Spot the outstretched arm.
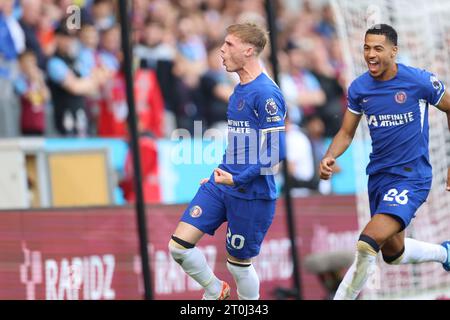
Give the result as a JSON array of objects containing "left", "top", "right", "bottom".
[
  {"left": 320, "top": 110, "right": 362, "bottom": 180},
  {"left": 436, "top": 89, "right": 450, "bottom": 191}
]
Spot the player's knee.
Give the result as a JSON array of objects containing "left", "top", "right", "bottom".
[
  {"left": 168, "top": 235, "right": 195, "bottom": 264},
  {"left": 357, "top": 234, "right": 380, "bottom": 256},
  {"left": 382, "top": 247, "right": 405, "bottom": 265}
]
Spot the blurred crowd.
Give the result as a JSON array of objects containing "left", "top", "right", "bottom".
[{"left": 0, "top": 0, "right": 348, "bottom": 196}]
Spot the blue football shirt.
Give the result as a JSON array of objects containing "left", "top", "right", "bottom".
[
  {"left": 211, "top": 72, "right": 287, "bottom": 200},
  {"left": 347, "top": 63, "right": 446, "bottom": 178}
]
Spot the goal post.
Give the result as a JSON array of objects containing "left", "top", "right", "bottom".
[{"left": 330, "top": 0, "right": 450, "bottom": 299}]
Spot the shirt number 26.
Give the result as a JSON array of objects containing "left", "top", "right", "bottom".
[{"left": 383, "top": 189, "right": 409, "bottom": 205}]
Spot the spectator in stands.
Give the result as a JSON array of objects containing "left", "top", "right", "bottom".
[
  {"left": 96, "top": 66, "right": 127, "bottom": 137},
  {"left": 91, "top": 0, "right": 116, "bottom": 31},
  {"left": 37, "top": 1, "right": 59, "bottom": 58},
  {"left": 278, "top": 48, "right": 301, "bottom": 125},
  {"left": 14, "top": 50, "right": 50, "bottom": 136},
  {"left": 134, "top": 18, "right": 177, "bottom": 136},
  {"left": 0, "top": 2, "right": 17, "bottom": 64},
  {"left": 96, "top": 23, "right": 130, "bottom": 138},
  {"left": 134, "top": 19, "right": 175, "bottom": 71},
  {"left": 329, "top": 37, "right": 347, "bottom": 85},
  {"left": 47, "top": 23, "right": 108, "bottom": 137},
  {"left": 309, "top": 39, "right": 345, "bottom": 137},
  {"left": 1, "top": 0, "right": 25, "bottom": 58},
  {"left": 280, "top": 39, "right": 326, "bottom": 125},
  {"left": 0, "top": 0, "right": 23, "bottom": 137},
  {"left": 284, "top": 115, "right": 318, "bottom": 196},
  {"left": 171, "top": 14, "right": 208, "bottom": 135},
  {"left": 119, "top": 131, "right": 161, "bottom": 204},
  {"left": 87, "top": 23, "right": 122, "bottom": 135},
  {"left": 132, "top": 0, "right": 151, "bottom": 41},
  {"left": 315, "top": 3, "right": 336, "bottom": 39},
  {"left": 77, "top": 22, "right": 103, "bottom": 135},
  {"left": 20, "top": 0, "right": 46, "bottom": 70},
  {"left": 97, "top": 59, "right": 165, "bottom": 138},
  {"left": 202, "top": 0, "right": 228, "bottom": 47},
  {"left": 98, "top": 24, "right": 121, "bottom": 73},
  {"left": 77, "top": 23, "right": 102, "bottom": 77},
  {"left": 284, "top": 113, "right": 340, "bottom": 196},
  {"left": 200, "top": 45, "right": 235, "bottom": 130},
  {"left": 134, "top": 67, "right": 165, "bottom": 138},
  {"left": 147, "top": 0, "right": 178, "bottom": 32},
  {"left": 305, "top": 114, "right": 340, "bottom": 194},
  {"left": 175, "top": 14, "right": 208, "bottom": 86}
]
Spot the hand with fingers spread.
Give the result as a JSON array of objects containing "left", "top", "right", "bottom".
[
  {"left": 320, "top": 156, "right": 336, "bottom": 180},
  {"left": 214, "top": 168, "right": 234, "bottom": 186}
]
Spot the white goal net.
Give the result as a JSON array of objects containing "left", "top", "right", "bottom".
[{"left": 331, "top": 0, "right": 450, "bottom": 299}]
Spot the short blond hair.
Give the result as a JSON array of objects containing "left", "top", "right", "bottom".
[{"left": 226, "top": 23, "right": 268, "bottom": 55}]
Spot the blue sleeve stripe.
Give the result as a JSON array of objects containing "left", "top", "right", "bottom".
[
  {"left": 347, "top": 107, "right": 362, "bottom": 115},
  {"left": 434, "top": 84, "right": 446, "bottom": 106},
  {"left": 261, "top": 126, "right": 286, "bottom": 134}
]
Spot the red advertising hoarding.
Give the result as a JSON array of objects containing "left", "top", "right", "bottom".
[{"left": 0, "top": 195, "right": 358, "bottom": 300}]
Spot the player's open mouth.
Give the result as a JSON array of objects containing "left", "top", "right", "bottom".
[{"left": 368, "top": 61, "right": 379, "bottom": 73}]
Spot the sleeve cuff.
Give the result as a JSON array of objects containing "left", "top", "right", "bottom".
[
  {"left": 433, "top": 85, "right": 446, "bottom": 106},
  {"left": 347, "top": 107, "right": 362, "bottom": 115},
  {"left": 232, "top": 175, "right": 243, "bottom": 186}
]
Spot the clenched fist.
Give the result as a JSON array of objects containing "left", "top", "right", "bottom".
[{"left": 320, "top": 157, "right": 336, "bottom": 180}]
